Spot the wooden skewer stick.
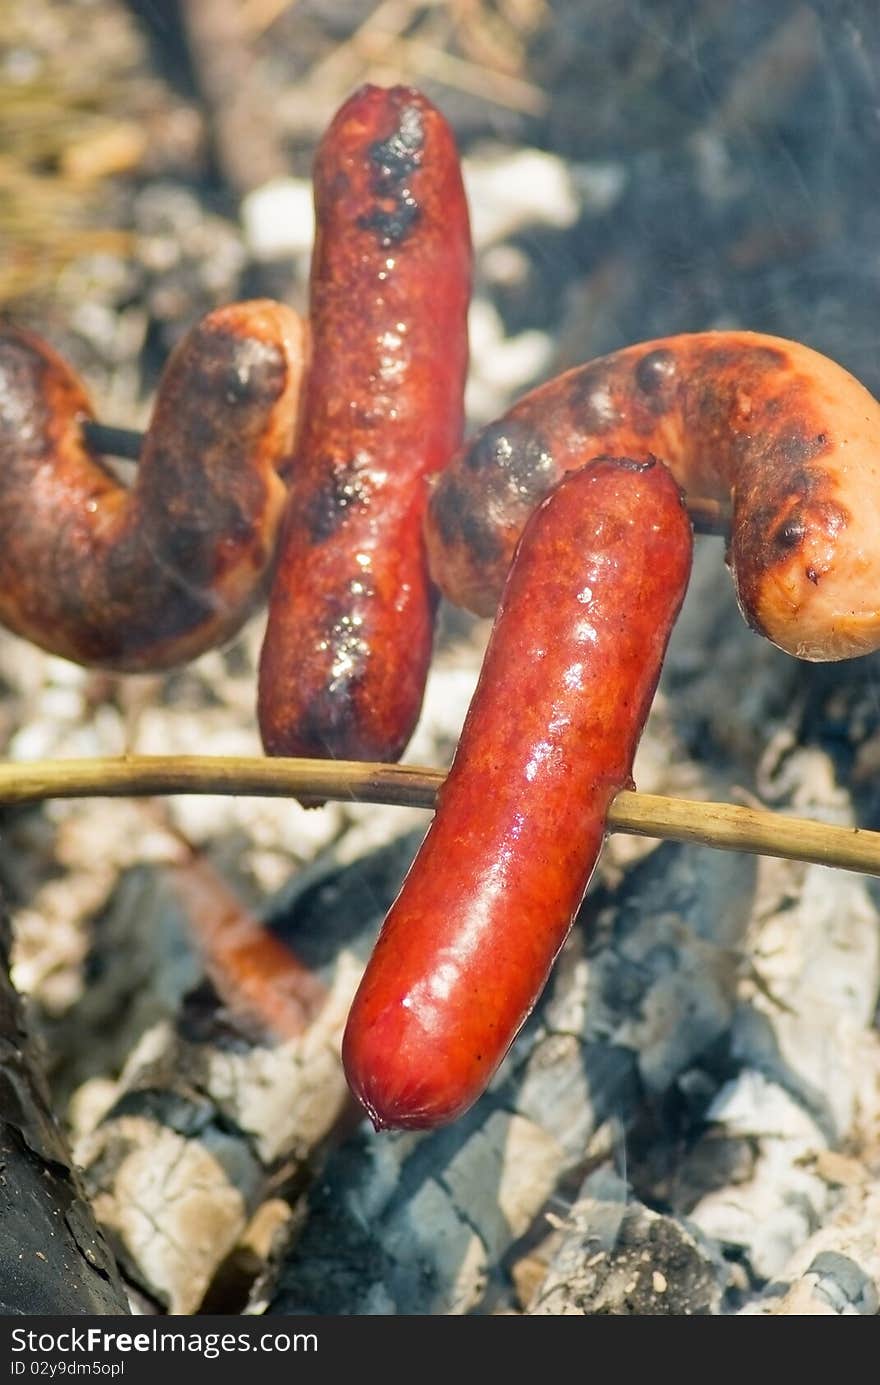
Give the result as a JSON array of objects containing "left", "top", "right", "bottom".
[
  {"left": 82, "top": 421, "right": 143, "bottom": 461},
  {"left": 686, "top": 495, "right": 729, "bottom": 534},
  {"left": 0, "top": 754, "right": 874, "bottom": 877},
  {"left": 79, "top": 422, "right": 732, "bottom": 534}
]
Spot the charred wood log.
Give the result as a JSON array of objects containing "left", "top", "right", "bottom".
[{"left": 0, "top": 906, "right": 129, "bottom": 1315}]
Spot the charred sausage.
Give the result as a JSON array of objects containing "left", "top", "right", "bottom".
[
  {"left": 0, "top": 300, "right": 305, "bottom": 671},
  {"left": 258, "top": 84, "right": 471, "bottom": 762},
  {"left": 425, "top": 331, "right": 880, "bottom": 660}
]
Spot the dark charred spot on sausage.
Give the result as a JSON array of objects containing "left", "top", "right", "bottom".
[
  {"left": 150, "top": 510, "right": 227, "bottom": 590},
  {"left": 635, "top": 348, "right": 677, "bottom": 409},
  {"left": 728, "top": 418, "right": 832, "bottom": 499},
  {"left": 703, "top": 343, "right": 789, "bottom": 374},
  {"left": 164, "top": 409, "right": 219, "bottom": 479},
  {"left": 185, "top": 331, "right": 288, "bottom": 413},
  {"left": 460, "top": 507, "right": 503, "bottom": 567},
  {"left": 568, "top": 363, "right": 623, "bottom": 434},
  {"left": 429, "top": 478, "right": 466, "bottom": 548},
  {"left": 304, "top": 456, "right": 374, "bottom": 543},
  {"left": 773, "top": 516, "right": 806, "bottom": 551},
  {"left": 760, "top": 495, "right": 847, "bottom": 576},
  {"left": 463, "top": 420, "right": 555, "bottom": 502},
  {"left": 357, "top": 198, "right": 421, "bottom": 249},
  {"left": 359, "top": 102, "right": 425, "bottom": 247},
  {"left": 369, "top": 101, "right": 423, "bottom": 184},
  {"left": 223, "top": 361, "right": 273, "bottom": 406},
  {"left": 430, "top": 477, "right": 503, "bottom": 566},
  {"left": 293, "top": 682, "right": 356, "bottom": 754},
  {"left": 778, "top": 429, "right": 831, "bottom": 469},
  {"left": 78, "top": 526, "right": 219, "bottom": 659}
]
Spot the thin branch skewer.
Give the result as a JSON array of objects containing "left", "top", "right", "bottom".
[
  {"left": 82, "top": 421, "right": 142, "bottom": 461},
  {"left": 0, "top": 754, "right": 875, "bottom": 877}
]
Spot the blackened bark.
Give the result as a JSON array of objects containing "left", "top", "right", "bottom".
[{"left": 0, "top": 909, "right": 129, "bottom": 1315}]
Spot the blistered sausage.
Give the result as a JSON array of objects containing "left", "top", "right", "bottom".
[
  {"left": 258, "top": 84, "right": 471, "bottom": 762},
  {"left": 0, "top": 300, "right": 305, "bottom": 671},
  {"left": 425, "top": 330, "right": 880, "bottom": 660}
]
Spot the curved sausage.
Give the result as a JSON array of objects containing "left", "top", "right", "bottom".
[
  {"left": 425, "top": 330, "right": 880, "bottom": 661},
  {"left": 0, "top": 300, "right": 305, "bottom": 671},
  {"left": 258, "top": 84, "right": 471, "bottom": 762},
  {"left": 343, "top": 456, "right": 693, "bottom": 1130}
]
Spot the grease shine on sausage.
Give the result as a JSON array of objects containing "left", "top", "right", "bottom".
[
  {"left": 258, "top": 84, "right": 471, "bottom": 762},
  {"left": 425, "top": 331, "right": 880, "bottom": 660},
  {"left": 343, "top": 457, "right": 693, "bottom": 1131},
  {"left": 0, "top": 300, "right": 305, "bottom": 671}
]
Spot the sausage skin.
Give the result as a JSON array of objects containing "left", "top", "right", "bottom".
[
  {"left": 258, "top": 84, "right": 471, "bottom": 762},
  {"left": 343, "top": 456, "right": 693, "bottom": 1130},
  {"left": 0, "top": 300, "right": 305, "bottom": 671},
  {"left": 425, "top": 330, "right": 880, "bottom": 660}
]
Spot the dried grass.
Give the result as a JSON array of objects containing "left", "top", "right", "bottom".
[{"left": 0, "top": 0, "right": 142, "bottom": 303}]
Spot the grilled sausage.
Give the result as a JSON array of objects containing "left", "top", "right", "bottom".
[
  {"left": 0, "top": 300, "right": 305, "bottom": 671},
  {"left": 343, "top": 455, "right": 693, "bottom": 1130},
  {"left": 258, "top": 84, "right": 471, "bottom": 762},
  {"left": 425, "top": 330, "right": 880, "bottom": 660}
]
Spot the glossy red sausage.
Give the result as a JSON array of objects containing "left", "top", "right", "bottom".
[
  {"left": 425, "top": 330, "right": 880, "bottom": 660},
  {"left": 258, "top": 84, "right": 471, "bottom": 762},
  {"left": 343, "top": 456, "right": 693, "bottom": 1130},
  {"left": 0, "top": 301, "right": 305, "bottom": 671}
]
